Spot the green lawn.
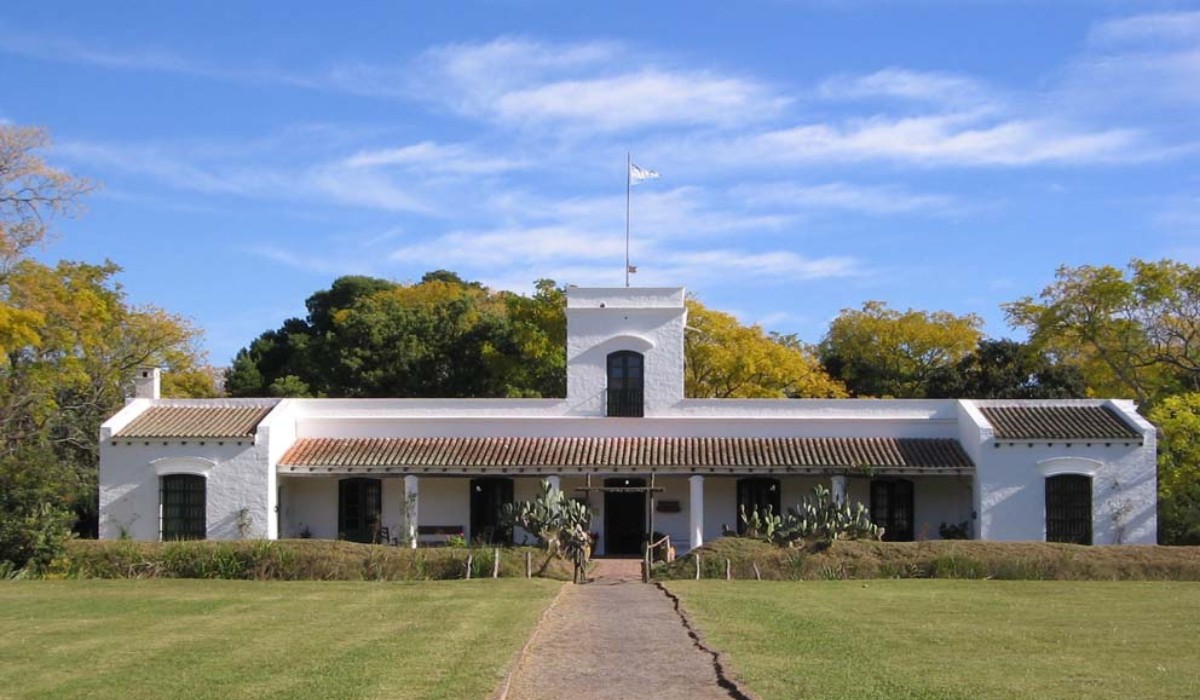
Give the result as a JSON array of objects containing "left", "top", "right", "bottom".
[
  {"left": 668, "top": 580, "right": 1200, "bottom": 700},
  {"left": 0, "top": 579, "right": 561, "bottom": 700}
]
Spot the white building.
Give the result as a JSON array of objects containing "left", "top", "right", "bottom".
[{"left": 99, "top": 287, "right": 1158, "bottom": 551}]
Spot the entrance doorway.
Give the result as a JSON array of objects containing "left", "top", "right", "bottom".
[
  {"left": 470, "top": 477, "right": 514, "bottom": 544},
  {"left": 603, "top": 477, "right": 646, "bottom": 555}
]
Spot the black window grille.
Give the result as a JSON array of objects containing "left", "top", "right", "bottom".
[
  {"left": 737, "top": 478, "right": 781, "bottom": 534},
  {"left": 870, "top": 479, "right": 914, "bottom": 542},
  {"left": 161, "top": 474, "right": 206, "bottom": 540},
  {"left": 1046, "top": 474, "right": 1092, "bottom": 545},
  {"left": 607, "top": 351, "right": 644, "bottom": 417}
]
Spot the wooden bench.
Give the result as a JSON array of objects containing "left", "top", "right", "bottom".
[{"left": 416, "top": 525, "right": 464, "bottom": 546}]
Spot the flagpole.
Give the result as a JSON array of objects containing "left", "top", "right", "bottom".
[{"left": 625, "top": 152, "right": 631, "bottom": 288}]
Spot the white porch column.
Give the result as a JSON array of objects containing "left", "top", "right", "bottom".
[
  {"left": 404, "top": 475, "right": 419, "bottom": 549},
  {"left": 689, "top": 475, "right": 705, "bottom": 551},
  {"left": 831, "top": 475, "right": 847, "bottom": 504},
  {"left": 546, "top": 475, "right": 561, "bottom": 494}
]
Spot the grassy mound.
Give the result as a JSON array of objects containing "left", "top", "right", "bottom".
[
  {"left": 655, "top": 537, "right": 1200, "bottom": 581},
  {"left": 54, "top": 539, "right": 576, "bottom": 580}
]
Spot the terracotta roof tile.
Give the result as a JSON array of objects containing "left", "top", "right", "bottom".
[
  {"left": 979, "top": 405, "right": 1141, "bottom": 441},
  {"left": 279, "top": 436, "right": 972, "bottom": 474},
  {"left": 117, "top": 404, "right": 278, "bottom": 439}
]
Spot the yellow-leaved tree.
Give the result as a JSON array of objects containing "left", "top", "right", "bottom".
[{"left": 685, "top": 299, "right": 847, "bottom": 398}]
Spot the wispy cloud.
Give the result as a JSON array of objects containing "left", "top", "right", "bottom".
[
  {"left": 671, "top": 114, "right": 1146, "bottom": 168},
  {"left": 733, "top": 181, "right": 962, "bottom": 216},
  {"left": 818, "top": 67, "right": 997, "bottom": 111},
  {"left": 411, "top": 37, "right": 788, "bottom": 132}
]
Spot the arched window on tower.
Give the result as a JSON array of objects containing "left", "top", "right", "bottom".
[{"left": 607, "top": 351, "right": 644, "bottom": 417}]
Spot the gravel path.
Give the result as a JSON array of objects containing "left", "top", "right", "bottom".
[{"left": 502, "top": 560, "right": 736, "bottom": 700}]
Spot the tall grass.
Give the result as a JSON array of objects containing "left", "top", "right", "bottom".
[
  {"left": 53, "top": 539, "right": 573, "bottom": 581},
  {"left": 656, "top": 537, "right": 1200, "bottom": 581}
]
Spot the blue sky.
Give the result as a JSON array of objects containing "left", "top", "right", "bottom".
[{"left": 3, "top": 1, "right": 1199, "bottom": 365}]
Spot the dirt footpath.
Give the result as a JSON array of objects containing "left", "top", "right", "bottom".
[{"left": 502, "top": 560, "right": 743, "bottom": 700}]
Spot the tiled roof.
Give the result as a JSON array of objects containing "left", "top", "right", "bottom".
[
  {"left": 979, "top": 405, "right": 1142, "bottom": 441},
  {"left": 279, "top": 436, "right": 972, "bottom": 474},
  {"left": 117, "top": 404, "right": 278, "bottom": 439}
]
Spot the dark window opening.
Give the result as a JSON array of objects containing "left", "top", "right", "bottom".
[
  {"left": 161, "top": 474, "right": 206, "bottom": 540},
  {"left": 607, "top": 351, "right": 644, "bottom": 417},
  {"left": 1046, "top": 474, "right": 1092, "bottom": 545},
  {"left": 871, "top": 479, "right": 914, "bottom": 542},
  {"left": 470, "top": 477, "right": 514, "bottom": 544},
  {"left": 737, "top": 478, "right": 781, "bottom": 534},
  {"left": 339, "top": 478, "right": 382, "bottom": 543}
]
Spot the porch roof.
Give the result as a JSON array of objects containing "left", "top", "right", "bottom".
[
  {"left": 278, "top": 436, "right": 973, "bottom": 476},
  {"left": 978, "top": 404, "right": 1141, "bottom": 441}
]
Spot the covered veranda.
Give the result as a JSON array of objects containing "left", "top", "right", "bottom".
[{"left": 276, "top": 436, "right": 975, "bottom": 553}]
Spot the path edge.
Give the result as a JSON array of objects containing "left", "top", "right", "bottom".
[
  {"left": 654, "top": 581, "right": 761, "bottom": 700},
  {"left": 490, "top": 581, "right": 571, "bottom": 700}
]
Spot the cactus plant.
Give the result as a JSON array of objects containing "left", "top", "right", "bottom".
[{"left": 738, "top": 484, "right": 882, "bottom": 545}]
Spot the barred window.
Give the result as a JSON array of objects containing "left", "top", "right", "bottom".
[
  {"left": 1046, "top": 474, "right": 1092, "bottom": 545},
  {"left": 607, "top": 351, "right": 644, "bottom": 417},
  {"left": 161, "top": 474, "right": 206, "bottom": 540}
]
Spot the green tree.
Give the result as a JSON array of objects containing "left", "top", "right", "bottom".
[
  {"left": 1003, "top": 259, "right": 1200, "bottom": 405},
  {"left": 0, "top": 126, "right": 209, "bottom": 548},
  {"left": 686, "top": 300, "right": 846, "bottom": 398},
  {"left": 1148, "top": 394, "right": 1200, "bottom": 545},
  {"left": 819, "top": 301, "right": 982, "bottom": 398},
  {"left": 925, "top": 339, "right": 1087, "bottom": 399}
]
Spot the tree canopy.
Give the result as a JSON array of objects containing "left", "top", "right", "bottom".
[
  {"left": 819, "top": 301, "right": 983, "bottom": 398},
  {"left": 1004, "top": 259, "right": 1200, "bottom": 405},
  {"left": 1, "top": 125, "right": 210, "bottom": 554},
  {"left": 685, "top": 300, "right": 846, "bottom": 398}
]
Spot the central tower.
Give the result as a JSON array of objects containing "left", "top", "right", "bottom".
[{"left": 565, "top": 287, "right": 687, "bottom": 416}]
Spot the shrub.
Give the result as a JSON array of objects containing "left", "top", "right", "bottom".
[
  {"left": 0, "top": 448, "right": 77, "bottom": 573},
  {"left": 53, "top": 540, "right": 574, "bottom": 581}
]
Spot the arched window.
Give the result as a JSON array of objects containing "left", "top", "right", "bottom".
[
  {"left": 1046, "top": 474, "right": 1092, "bottom": 544},
  {"left": 737, "top": 478, "right": 781, "bottom": 534},
  {"left": 161, "top": 474, "right": 206, "bottom": 540},
  {"left": 871, "top": 479, "right": 914, "bottom": 542},
  {"left": 339, "top": 478, "right": 382, "bottom": 543},
  {"left": 607, "top": 351, "right": 644, "bottom": 417}
]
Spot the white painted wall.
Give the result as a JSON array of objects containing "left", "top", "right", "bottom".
[
  {"left": 566, "top": 286, "right": 686, "bottom": 416},
  {"left": 966, "top": 400, "right": 1156, "bottom": 544},
  {"left": 99, "top": 439, "right": 271, "bottom": 540}
]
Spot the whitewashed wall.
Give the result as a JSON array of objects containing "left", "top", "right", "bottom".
[{"left": 99, "top": 440, "right": 271, "bottom": 540}]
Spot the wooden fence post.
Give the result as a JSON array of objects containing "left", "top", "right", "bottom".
[
  {"left": 493, "top": 548, "right": 500, "bottom": 578},
  {"left": 525, "top": 551, "right": 532, "bottom": 579},
  {"left": 694, "top": 554, "right": 701, "bottom": 580},
  {"left": 466, "top": 553, "right": 473, "bottom": 580},
  {"left": 725, "top": 558, "right": 731, "bottom": 581},
  {"left": 753, "top": 561, "right": 761, "bottom": 581}
]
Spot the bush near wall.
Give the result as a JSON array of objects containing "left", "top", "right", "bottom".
[
  {"left": 655, "top": 538, "right": 1200, "bottom": 581},
  {"left": 53, "top": 540, "right": 575, "bottom": 581}
]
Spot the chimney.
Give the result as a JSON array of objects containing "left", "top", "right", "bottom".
[{"left": 134, "top": 368, "right": 161, "bottom": 400}]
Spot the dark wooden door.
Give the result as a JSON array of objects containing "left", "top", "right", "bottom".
[
  {"left": 604, "top": 478, "right": 646, "bottom": 555},
  {"left": 339, "top": 478, "right": 381, "bottom": 543},
  {"left": 870, "top": 479, "right": 914, "bottom": 542},
  {"left": 470, "top": 478, "right": 514, "bottom": 544}
]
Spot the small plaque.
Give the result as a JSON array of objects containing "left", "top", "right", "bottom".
[{"left": 656, "top": 500, "right": 681, "bottom": 513}]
